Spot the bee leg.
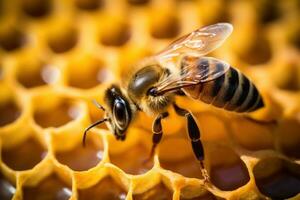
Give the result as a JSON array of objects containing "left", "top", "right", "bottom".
[
  {"left": 173, "top": 103, "right": 210, "bottom": 183},
  {"left": 144, "top": 112, "right": 169, "bottom": 164}
]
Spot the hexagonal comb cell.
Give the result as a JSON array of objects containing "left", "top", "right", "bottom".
[
  {"left": 21, "top": 0, "right": 52, "bottom": 18},
  {"left": 78, "top": 176, "right": 127, "bottom": 200},
  {"left": 209, "top": 145, "right": 250, "bottom": 191},
  {"left": 55, "top": 134, "right": 103, "bottom": 171},
  {"left": 75, "top": 0, "right": 104, "bottom": 11},
  {"left": 253, "top": 157, "right": 300, "bottom": 199},
  {"left": 23, "top": 173, "right": 72, "bottom": 200},
  {"left": 99, "top": 18, "right": 131, "bottom": 46},
  {"left": 150, "top": 10, "right": 180, "bottom": 39},
  {"left": 67, "top": 56, "right": 113, "bottom": 89},
  {"left": 0, "top": 25, "right": 26, "bottom": 51},
  {"left": 16, "top": 60, "right": 59, "bottom": 89},
  {"left": 1, "top": 135, "right": 46, "bottom": 171},
  {"left": 236, "top": 34, "right": 272, "bottom": 65},
  {"left": 47, "top": 25, "right": 78, "bottom": 53},
  {"left": 0, "top": 172, "right": 15, "bottom": 200},
  {"left": 33, "top": 98, "right": 79, "bottom": 128},
  {"left": 180, "top": 192, "right": 221, "bottom": 200},
  {"left": 127, "top": 0, "right": 150, "bottom": 6},
  {"left": 0, "top": 99, "right": 21, "bottom": 127},
  {"left": 109, "top": 141, "right": 153, "bottom": 175},
  {"left": 132, "top": 182, "right": 173, "bottom": 200},
  {"left": 159, "top": 137, "right": 202, "bottom": 179}
]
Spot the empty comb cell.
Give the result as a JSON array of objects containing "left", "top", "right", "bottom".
[
  {"left": 47, "top": 23, "right": 78, "bottom": 53},
  {"left": 98, "top": 16, "right": 131, "bottom": 47},
  {"left": 109, "top": 141, "right": 153, "bottom": 175},
  {"left": 159, "top": 137, "right": 202, "bottom": 179},
  {"left": 16, "top": 58, "right": 59, "bottom": 88},
  {"left": 132, "top": 182, "right": 173, "bottom": 200},
  {"left": 78, "top": 176, "right": 127, "bottom": 200},
  {"left": 1, "top": 135, "right": 46, "bottom": 171},
  {"left": 55, "top": 133, "right": 104, "bottom": 171},
  {"left": 21, "top": 0, "right": 52, "bottom": 18},
  {"left": 66, "top": 55, "right": 113, "bottom": 89},
  {"left": 208, "top": 145, "right": 250, "bottom": 191},
  {"left": 33, "top": 97, "right": 80, "bottom": 128},
  {"left": 22, "top": 173, "right": 72, "bottom": 200},
  {"left": 0, "top": 24, "right": 26, "bottom": 51},
  {"left": 0, "top": 99, "right": 21, "bottom": 127},
  {"left": 0, "top": 0, "right": 299, "bottom": 199},
  {"left": 253, "top": 157, "right": 300, "bottom": 199},
  {"left": 75, "top": 0, "right": 104, "bottom": 11}
]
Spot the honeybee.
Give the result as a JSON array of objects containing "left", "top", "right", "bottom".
[{"left": 83, "top": 23, "right": 264, "bottom": 182}]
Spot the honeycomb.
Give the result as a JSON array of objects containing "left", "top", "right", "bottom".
[{"left": 0, "top": 0, "right": 300, "bottom": 199}]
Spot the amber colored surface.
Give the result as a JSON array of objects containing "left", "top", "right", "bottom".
[
  {"left": 33, "top": 100, "right": 77, "bottom": 128},
  {"left": 75, "top": 0, "right": 103, "bottom": 10},
  {"left": 78, "top": 176, "right": 127, "bottom": 200},
  {"left": 209, "top": 146, "right": 250, "bottom": 191},
  {"left": 210, "top": 161, "right": 250, "bottom": 191},
  {"left": 0, "top": 27, "right": 25, "bottom": 51},
  {"left": 132, "top": 182, "right": 173, "bottom": 200},
  {"left": 180, "top": 192, "right": 219, "bottom": 200},
  {"left": 254, "top": 157, "right": 300, "bottom": 199},
  {"left": 160, "top": 155, "right": 202, "bottom": 179},
  {"left": 236, "top": 34, "right": 272, "bottom": 65},
  {"left": 109, "top": 142, "right": 153, "bottom": 175},
  {"left": 23, "top": 174, "right": 72, "bottom": 200},
  {"left": 67, "top": 59, "right": 112, "bottom": 89},
  {"left": 0, "top": 173, "right": 15, "bottom": 200},
  {"left": 21, "top": 0, "right": 52, "bottom": 18},
  {"left": 47, "top": 27, "right": 78, "bottom": 54},
  {"left": 0, "top": 0, "right": 300, "bottom": 199},
  {"left": 17, "top": 64, "right": 48, "bottom": 89},
  {"left": 2, "top": 136, "right": 46, "bottom": 171},
  {"left": 0, "top": 100, "right": 21, "bottom": 127},
  {"left": 55, "top": 137, "right": 103, "bottom": 171}
]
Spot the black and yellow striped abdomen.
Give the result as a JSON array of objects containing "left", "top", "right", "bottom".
[{"left": 182, "top": 58, "right": 264, "bottom": 113}]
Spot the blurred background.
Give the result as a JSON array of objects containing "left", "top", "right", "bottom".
[{"left": 0, "top": 0, "right": 300, "bottom": 200}]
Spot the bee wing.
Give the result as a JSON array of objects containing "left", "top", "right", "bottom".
[
  {"left": 154, "top": 57, "right": 230, "bottom": 95},
  {"left": 155, "top": 23, "right": 233, "bottom": 60}
]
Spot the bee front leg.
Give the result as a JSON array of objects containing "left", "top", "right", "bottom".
[
  {"left": 173, "top": 103, "right": 210, "bottom": 184},
  {"left": 144, "top": 112, "right": 169, "bottom": 164}
]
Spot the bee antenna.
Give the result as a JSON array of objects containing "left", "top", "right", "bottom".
[
  {"left": 83, "top": 118, "right": 108, "bottom": 147},
  {"left": 92, "top": 99, "right": 106, "bottom": 111}
]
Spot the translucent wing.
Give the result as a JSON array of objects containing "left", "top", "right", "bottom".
[
  {"left": 152, "top": 57, "right": 230, "bottom": 96},
  {"left": 155, "top": 23, "right": 233, "bottom": 60}
]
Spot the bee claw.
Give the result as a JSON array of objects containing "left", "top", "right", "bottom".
[{"left": 201, "top": 168, "right": 211, "bottom": 185}]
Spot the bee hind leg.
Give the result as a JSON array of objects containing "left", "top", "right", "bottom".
[
  {"left": 144, "top": 112, "right": 169, "bottom": 164},
  {"left": 173, "top": 103, "right": 210, "bottom": 184}
]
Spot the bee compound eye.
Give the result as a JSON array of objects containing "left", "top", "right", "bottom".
[{"left": 113, "top": 99, "right": 129, "bottom": 130}]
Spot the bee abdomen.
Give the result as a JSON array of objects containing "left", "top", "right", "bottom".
[{"left": 197, "top": 67, "right": 264, "bottom": 113}]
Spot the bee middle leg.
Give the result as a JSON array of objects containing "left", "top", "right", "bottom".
[
  {"left": 173, "top": 103, "right": 210, "bottom": 183},
  {"left": 145, "top": 112, "right": 169, "bottom": 163}
]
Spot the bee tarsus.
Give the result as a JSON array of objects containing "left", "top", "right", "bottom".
[{"left": 173, "top": 103, "right": 209, "bottom": 182}]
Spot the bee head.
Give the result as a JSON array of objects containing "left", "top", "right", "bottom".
[{"left": 103, "top": 85, "right": 132, "bottom": 140}]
